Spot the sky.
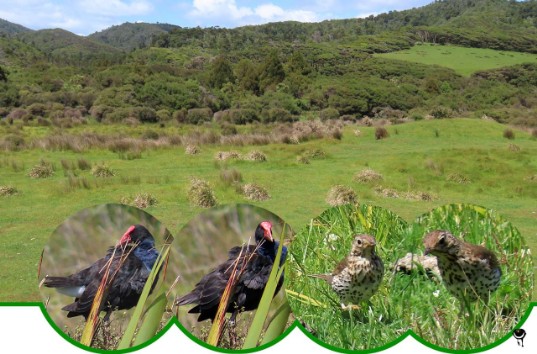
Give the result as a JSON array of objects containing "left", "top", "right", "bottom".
[{"left": 0, "top": 0, "right": 433, "bottom": 36}]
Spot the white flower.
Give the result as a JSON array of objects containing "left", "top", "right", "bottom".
[{"left": 433, "top": 290, "right": 440, "bottom": 298}]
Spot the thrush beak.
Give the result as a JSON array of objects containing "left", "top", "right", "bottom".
[{"left": 424, "top": 248, "right": 431, "bottom": 256}]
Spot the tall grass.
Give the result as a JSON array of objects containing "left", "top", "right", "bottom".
[{"left": 286, "top": 203, "right": 532, "bottom": 351}]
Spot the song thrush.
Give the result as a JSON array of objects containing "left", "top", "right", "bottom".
[
  {"left": 311, "top": 234, "right": 384, "bottom": 310},
  {"left": 423, "top": 230, "right": 502, "bottom": 306}
]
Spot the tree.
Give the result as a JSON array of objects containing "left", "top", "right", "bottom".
[
  {"left": 0, "top": 65, "right": 7, "bottom": 82},
  {"left": 235, "top": 59, "right": 259, "bottom": 94},
  {"left": 208, "top": 56, "right": 235, "bottom": 89},
  {"left": 259, "top": 50, "right": 285, "bottom": 92}
]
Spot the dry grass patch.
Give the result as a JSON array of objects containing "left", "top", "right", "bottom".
[
  {"left": 242, "top": 183, "right": 270, "bottom": 201},
  {"left": 188, "top": 178, "right": 217, "bottom": 208},
  {"left": 28, "top": 160, "right": 54, "bottom": 179},
  {"left": 215, "top": 151, "right": 242, "bottom": 161},
  {"left": 446, "top": 173, "right": 471, "bottom": 184},
  {"left": 326, "top": 185, "right": 357, "bottom": 206},
  {"left": 374, "top": 186, "right": 400, "bottom": 199},
  {"left": 354, "top": 168, "right": 383, "bottom": 183},
  {"left": 133, "top": 192, "right": 158, "bottom": 209},
  {"left": 91, "top": 164, "right": 115, "bottom": 178},
  {"left": 508, "top": 143, "right": 521, "bottom": 152},
  {"left": 185, "top": 144, "right": 200, "bottom": 155},
  {"left": 296, "top": 155, "right": 310, "bottom": 164},
  {"left": 0, "top": 186, "right": 19, "bottom": 197},
  {"left": 244, "top": 150, "right": 267, "bottom": 162}
]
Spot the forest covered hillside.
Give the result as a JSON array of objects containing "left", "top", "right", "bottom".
[{"left": 1, "top": 0, "right": 536, "bottom": 130}]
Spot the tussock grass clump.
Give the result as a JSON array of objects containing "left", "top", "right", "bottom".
[
  {"left": 375, "top": 127, "right": 389, "bottom": 140},
  {"left": 446, "top": 173, "right": 471, "bottom": 184},
  {"left": 503, "top": 128, "right": 515, "bottom": 140},
  {"left": 354, "top": 168, "right": 383, "bottom": 183},
  {"left": 215, "top": 151, "right": 242, "bottom": 161},
  {"left": 133, "top": 193, "right": 158, "bottom": 209},
  {"left": 402, "top": 191, "right": 437, "bottom": 201},
  {"left": 242, "top": 183, "right": 270, "bottom": 201},
  {"left": 508, "top": 143, "right": 521, "bottom": 152},
  {"left": 185, "top": 144, "right": 199, "bottom": 155},
  {"left": 526, "top": 174, "right": 537, "bottom": 182},
  {"left": 244, "top": 150, "right": 267, "bottom": 162},
  {"left": 91, "top": 164, "right": 115, "bottom": 178},
  {"left": 66, "top": 175, "right": 92, "bottom": 190},
  {"left": 531, "top": 128, "right": 537, "bottom": 139},
  {"left": 424, "top": 159, "right": 444, "bottom": 176},
  {"left": 304, "top": 148, "right": 326, "bottom": 160},
  {"left": 188, "top": 178, "right": 217, "bottom": 208},
  {"left": 28, "top": 160, "right": 54, "bottom": 179},
  {"left": 0, "top": 186, "right": 19, "bottom": 197},
  {"left": 374, "top": 186, "right": 400, "bottom": 198},
  {"left": 219, "top": 169, "right": 243, "bottom": 186},
  {"left": 296, "top": 155, "right": 310, "bottom": 164},
  {"left": 118, "top": 148, "right": 143, "bottom": 160},
  {"left": 326, "top": 185, "right": 357, "bottom": 206},
  {"left": 61, "top": 159, "right": 76, "bottom": 171},
  {"left": 77, "top": 158, "right": 92, "bottom": 171}
]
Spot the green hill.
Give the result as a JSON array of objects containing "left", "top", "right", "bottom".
[
  {"left": 88, "top": 22, "right": 181, "bottom": 51},
  {"left": 16, "top": 28, "right": 124, "bottom": 65},
  {"left": 0, "top": 18, "right": 32, "bottom": 36}
]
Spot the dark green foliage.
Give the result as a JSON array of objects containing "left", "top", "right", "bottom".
[
  {"left": 208, "top": 56, "right": 235, "bottom": 89},
  {"left": 0, "top": 1, "right": 536, "bottom": 128}
]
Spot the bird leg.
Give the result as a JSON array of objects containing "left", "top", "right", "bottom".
[{"left": 228, "top": 311, "right": 239, "bottom": 349}]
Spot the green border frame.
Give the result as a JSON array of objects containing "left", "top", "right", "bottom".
[{"left": 0, "top": 302, "right": 533, "bottom": 353}]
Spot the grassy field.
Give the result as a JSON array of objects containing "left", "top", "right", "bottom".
[
  {"left": 0, "top": 118, "right": 536, "bottom": 306},
  {"left": 376, "top": 44, "right": 537, "bottom": 76},
  {"left": 286, "top": 204, "right": 532, "bottom": 351}
]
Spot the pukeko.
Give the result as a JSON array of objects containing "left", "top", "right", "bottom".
[
  {"left": 42, "top": 224, "right": 159, "bottom": 320},
  {"left": 176, "top": 221, "right": 287, "bottom": 323}
]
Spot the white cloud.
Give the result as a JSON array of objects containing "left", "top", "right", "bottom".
[
  {"left": 77, "top": 0, "right": 153, "bottom": 17},
  {"left": 190, "top": 0, "right": 253, "bottom": 20},
  {"left": 188, "top": 0, "right": 318, "bottom": 25}
]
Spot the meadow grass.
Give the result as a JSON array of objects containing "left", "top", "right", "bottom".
[
  {"left": 0, "top": 118, "right": 536, "bottom": 305},
  {"left": 285, "top": 203, "right": 532, "bottom": 351},
  {"left": 376, "top": 44, "right": 537, "bottom": 76}
]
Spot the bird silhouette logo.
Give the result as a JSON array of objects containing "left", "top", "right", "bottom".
[{"left": 513, "top": 329, "right": 526, "bottom": 347}]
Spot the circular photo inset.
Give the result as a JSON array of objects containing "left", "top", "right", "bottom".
[
  {"left": 38, "top": 204, "right": 175, "bottom": 351},
  {"left": 285, "top": 203, "right": 409, "bottom": 351},
  {"left": 173, "top": 203, "right": 293, "bottom": 350},
  {"left": 405, "top": 203, "right": 533, "bottom": 350}
]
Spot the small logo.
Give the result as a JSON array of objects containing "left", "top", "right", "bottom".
[{"left": 513, "top": 329, "right": 526, "bottom": 347}]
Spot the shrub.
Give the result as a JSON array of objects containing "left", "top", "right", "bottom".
[
  {"left": 244, "top": 150, "right": 267, "bottom": 162},
  {"left": 91, "top": 164, "right": 115, "bottom": 178},
  {"left": 319, "top": 107, "right": 340, "bottom": 121},
  {"left": 261, "top": 107, "right": 295, "bottom": 123},
  {"left": 28, "top": 160, "right": 54, "bottom": 178},
  {"left": 188, "top": 178, "right": 217, "bottom": 208},
  {"left": 220, "top": 169, "right": 243, "bottom": 186},
  {"left": 354, "top": 169, "right": 383, "bottom": 183},
  {"left": 375, "top": 127, "right": 389, "bottom": 140},
  {"left": 0, "top": 186, "right": 19, "bottom": 197},
  {"left": 503, "top": 129, "right": 515, "bottom": 140},
  {"left": 242, "top": 183, "right": 270, "bottom": 201},
  {"left": 133, "top": 193, "right": 158, "bottom": 209},
  {"left": 186, "top": 108, "right": 213, "bottom": 124},
  {"left": 326, "top": 185, "right": 357, "bottom": 206}
]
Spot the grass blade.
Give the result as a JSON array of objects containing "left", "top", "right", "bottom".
[
  {"left": 117, "top": 240, "right": 171, "bottom": 349},
  {"left": 132, "top": 292, "right": 168, "bottom": 346},
  {"left": 206, "top": 245, "right": 246, "bottom": 346},
  {"left": 260, "top": 296, "right": 291, "bottom": 345},
  {"left": 242, "top": 226, "right": 287, "bottom": 349}
]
